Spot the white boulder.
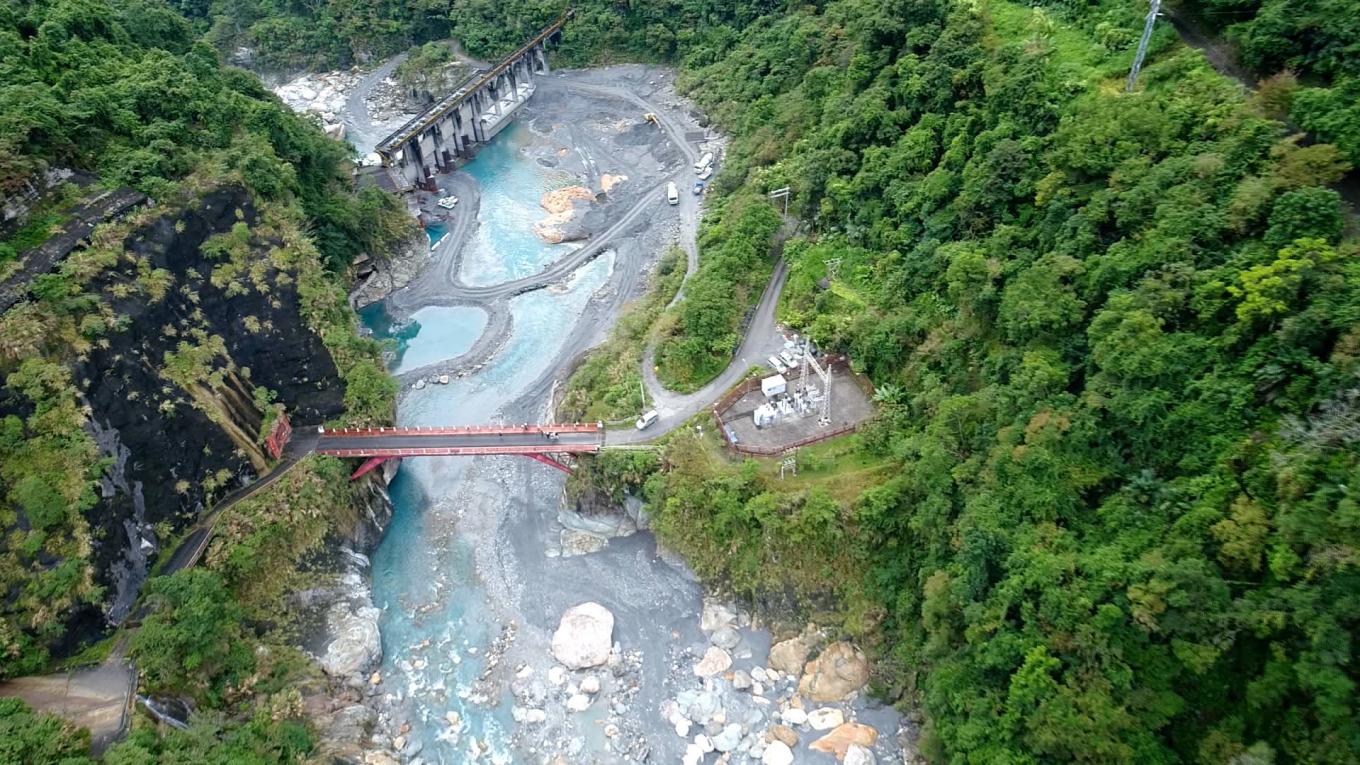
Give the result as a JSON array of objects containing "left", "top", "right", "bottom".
[
  {"left": 551, "top": 602, "right": 615, "bottom": 669},
  {"left": 762, "top": 741, "right": 794, "bottom": 765}
]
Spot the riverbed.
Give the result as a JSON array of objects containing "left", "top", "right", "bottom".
[{"left": 340, "top": 64, "right": 907, "bottom": 764}]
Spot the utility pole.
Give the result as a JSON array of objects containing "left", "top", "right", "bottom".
[
  {"left": 1126, "top": 0, "right": 1162, "bottom": 92},
  {"left": 768, "top": 187, "right": 790, "bottom": 217},
  {"left": 823, "top": 257, "right": 843, "bottom": 284}
]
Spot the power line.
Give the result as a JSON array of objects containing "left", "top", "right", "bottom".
[{"left": 1126, "top": 0, "right": 1162, "bottom": 93}]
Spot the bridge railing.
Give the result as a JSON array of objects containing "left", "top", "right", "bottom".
[
  {"left": 317, "top": 422, "right": 602, "bottom": 437},
  {"left": 376, "top": 9, "right": 574, "bottom": 160},
  {"left": 317, "top": 444, "right": 601, "bottom": 457}
]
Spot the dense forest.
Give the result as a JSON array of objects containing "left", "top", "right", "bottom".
[
  {"left": 553, "top": 0, "right": 1357, "bottom": 762},
  {"left": 1, "top": 0, "right": 1357, "bottom": 762},
  {"left": 1, "top": 0, "right": 406, "bottom": 760}
]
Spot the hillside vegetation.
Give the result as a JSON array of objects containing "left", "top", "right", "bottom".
[
  {"left": 553, "top": 0, "right": 1359, "bottom": 761},
  {"left": 1, "top": 0, "right": 407, "bottom": 760},
  {"left": 0, "top": 0, "right": 1355, "bottom": 762}
]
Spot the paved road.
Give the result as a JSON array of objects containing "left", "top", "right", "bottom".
[
  {"left": 613, "top": 258, "right": 791, "bottom": 445},
  {"left": 343, "top": 59, "right": 405, "bottom": 155},
  {"left": 397, "top": 77, "right": 702, "bottom": 308}
]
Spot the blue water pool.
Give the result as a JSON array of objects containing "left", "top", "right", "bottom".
[
  {"left": 426, "top": 222, "right": 448, "bottom": 249},
  {"left": 457, "top": 122, "right": 574, "bottom": 286},
  {"left": 359, "top": 303, "right": 487, "bottom": 375}
]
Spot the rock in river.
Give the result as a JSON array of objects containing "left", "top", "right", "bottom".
[
  {"left": 807, "top": 707, "right": 845, "bottom": 730},
  {"left": 810, "top": 722, "right": 879, "bottom": 759},
  {"left": 845, "top": 743, "right": 878, "bottom": 765},
  {"left": 560, "top": 528, "right": 608, "bottom": 557},
  {"left": 762, "top": 741, "right": 794, "bottom": 765},
  {"left": 768, "top": 634, "right": 812, "bottom": 676},
  {"left": 798, "top": 641, "right": 870, "bottom": 701},
  {"left": 711, "top": 626, "right": 741, "bottom": 651},
  {"left": 551, "top": 602, "right": 615, "bottom": 669},
  {"left": 319, "top": 601, "right": 382, "bottom": 679},
  {"left": 693, "top": 646, "right": 733, "bottom": 677},
  {"left": 767, "top": 724, "right": 799, "bottom": 748}
]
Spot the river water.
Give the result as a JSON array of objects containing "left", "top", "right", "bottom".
[
  {"left": 363, "top": 123, "right": 615, "bottom": 761},
  {"left": 354, "top": 84, "right": 906, "bottom": 764}
]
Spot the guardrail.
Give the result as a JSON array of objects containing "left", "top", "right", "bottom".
[
  {"left": 317, "top": 422, "right": 603, "bottom": 437},
  {"left": 318, "top": 444, "right": 602, "bottom": 457}
]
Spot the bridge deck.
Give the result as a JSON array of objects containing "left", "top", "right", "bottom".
[{"left": 314, "top": 423, "right": 603, "bottom": 457}]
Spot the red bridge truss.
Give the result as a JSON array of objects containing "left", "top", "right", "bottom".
[{"left": 312, "top": 423, "right": 605, "bottom": 478}]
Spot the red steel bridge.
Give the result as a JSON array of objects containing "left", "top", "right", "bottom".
[{"left": 312, "top": 422, "right": 605, "bottom": 478}]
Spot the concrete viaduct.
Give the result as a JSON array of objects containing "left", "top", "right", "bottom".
[{"left": 376, "top": 10, "right": 573, "bottom": 190}]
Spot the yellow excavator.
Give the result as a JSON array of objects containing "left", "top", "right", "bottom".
[{"left": 642, "top": 112, "right": 659, "bottom": 126}]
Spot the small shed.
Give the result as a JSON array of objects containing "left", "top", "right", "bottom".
[{"left": 761, "top": 374, "right": 787, "bottom": 397}]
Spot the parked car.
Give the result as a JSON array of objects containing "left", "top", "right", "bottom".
[
  {"left": 693, "top": 181, "right": 706, "bottom": 195},
  {"left": 768, "top": 355, "right": 787, "bottom": 374},
  {"left": 779, "top": 349, "right": 800, "bottom": 367}
]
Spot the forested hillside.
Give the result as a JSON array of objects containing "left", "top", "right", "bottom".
[
  {"left": 1, "top": 0, "right": 1355, "bottom": 762},
  {"left": 550, "top": 0, "right": 1358, "bottom": 762},
  {"left": 1, "top": 0, "right": 407, "bottom": 760},
  {"left": 1182, "top": 0, "right": 1360, "bottom": 165}
]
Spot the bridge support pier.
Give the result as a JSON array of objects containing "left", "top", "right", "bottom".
[
  {"left": 375, "top": 11, "right": 572, "bottom": 190},
  {"left": 350, "top": 457, "right": 389, "bottom": 480}
]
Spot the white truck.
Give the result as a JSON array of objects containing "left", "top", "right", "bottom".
[
  {"left": 694, "top": 151, "right": 714, "bottom": 175},
  {"left": 666, "top": 182, "right": 679, "bottom": 205},
  {"left": 635, "top": 410, "right": 659, "bottom": 430}
]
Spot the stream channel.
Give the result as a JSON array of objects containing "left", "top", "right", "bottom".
[{"left": 350, "top": 84, "right": 904, "bottom": 763}]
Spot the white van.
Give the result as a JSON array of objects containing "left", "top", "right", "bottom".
[
  {"left": 635, "top": 410, "right": 660, "bottom": 430},
  {"left": 694, "top": 151, "right": 714, "bottom": 174},
  {"left": 666, "top": 182, "right": 679, "bottom": 205}
]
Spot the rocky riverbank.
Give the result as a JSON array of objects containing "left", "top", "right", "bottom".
[
  {"left": 293, "top": 462, "right": 407, "bottom": 765},
  {"left": 499, "top": 580, "right": 924, "bottom": 764}
]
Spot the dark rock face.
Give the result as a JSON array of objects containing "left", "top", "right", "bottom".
[{"left": 64, "top": 187, "right": 346, "bottom": 632}]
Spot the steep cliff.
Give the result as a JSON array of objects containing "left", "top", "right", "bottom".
[{"left": 0, "top": 184, "right": 392, "bottom": 673}]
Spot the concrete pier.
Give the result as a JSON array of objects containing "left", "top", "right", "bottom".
[{"left": 375, "top": 12, "right": 570, "bottom": 190}]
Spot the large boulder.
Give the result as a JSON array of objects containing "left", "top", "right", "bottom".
[
  {"left": 762, "top": 741, "right": 794, "bottom": 765},
  {"left": 320, "top": 602, "right": 382, "bottom": 679},
  {"left": 798, "top": 641, "right": 870, "bottom": 701},
  {"left": 693, "top": 646, "right": 733, "bottom": 677},
  {"left": 768, "top": 634, "right": 812, "bottom": 675},
  {"left": 551, "top": 602, "right": 615, "bottom": 669},
  {"left": 810, "top": 723, "right": 878, "bottom": 759}
]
